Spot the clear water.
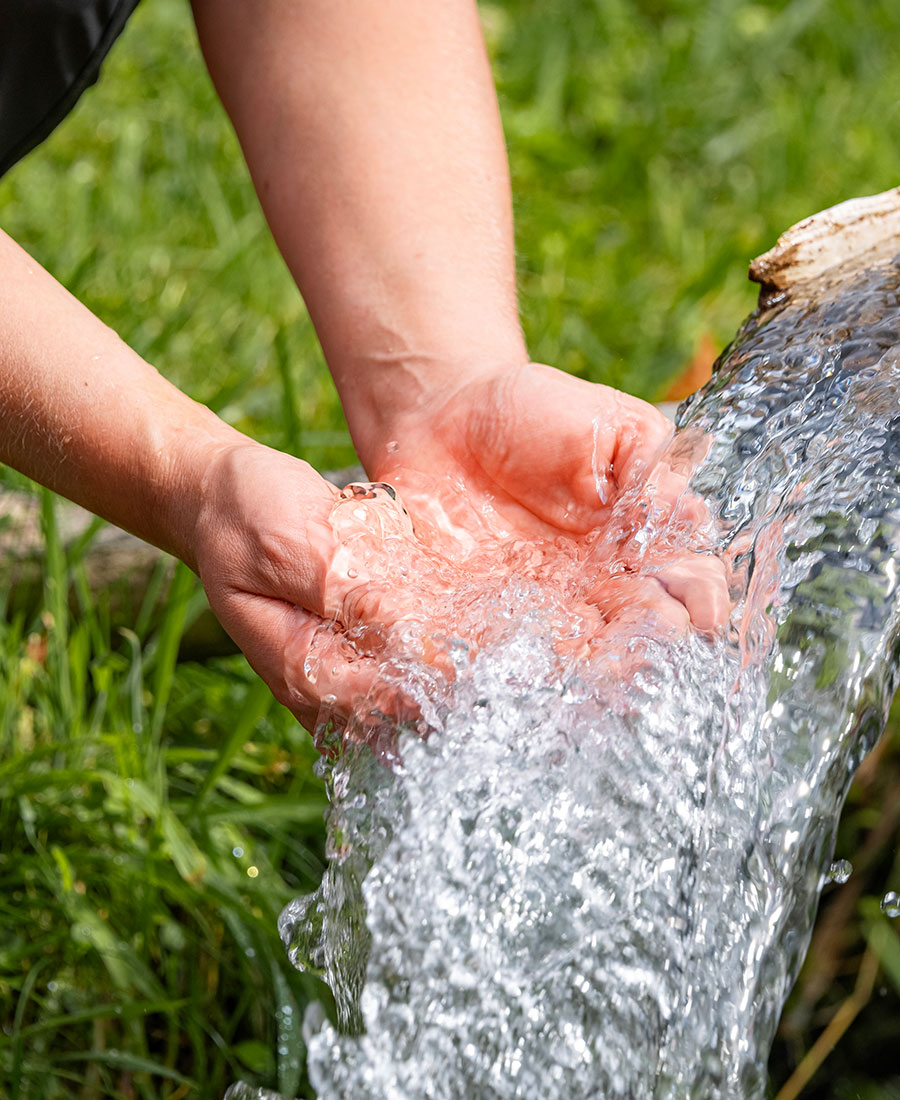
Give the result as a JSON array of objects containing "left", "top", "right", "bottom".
[{"left": 229, "top": 245, "right": 900, "bottom": 1099}]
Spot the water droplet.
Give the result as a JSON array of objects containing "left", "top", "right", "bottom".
[
  {"left": 232, "top": 846, "right": 244, "bottom": 858},
  {"left": 347, "top": 568, "right": 359, "bottom": 579},
  {"left": 881, "top": 891, "right": 900, "bottom": 918},
  {"left": 247, "top": 865, "right": 260, "bottom": 878},
  {"left": 386, "top": 440, "right": 399, "bottom": 454},
  {"left": 826, "top": 859, "right": 853, "bottom": 884}
]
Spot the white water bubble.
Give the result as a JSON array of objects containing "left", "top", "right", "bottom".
[{"left": 232, "top": 846, "right": 244, "bottom": 858}]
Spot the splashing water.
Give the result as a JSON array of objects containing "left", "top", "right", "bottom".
[{"left": 231, "top": 242, "right": 900, "bottom": 1099}]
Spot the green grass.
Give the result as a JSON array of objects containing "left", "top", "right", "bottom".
[
  {"left": 493, "top": 0, "right": 900, "bottom": 393},
  {"left": 0, "top": 505, "right": 330, "bottom": 1098},
  {"left": 2, "top": 0, "right": 900, "bottom": 1095}
]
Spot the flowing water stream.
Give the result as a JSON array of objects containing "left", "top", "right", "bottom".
[{"left": 229, "top": 231, "right": 900, "bottom": 1098}]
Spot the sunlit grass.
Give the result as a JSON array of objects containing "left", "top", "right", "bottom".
[{"left": 489, "top": 0, "right": 900, "bottom": 393}]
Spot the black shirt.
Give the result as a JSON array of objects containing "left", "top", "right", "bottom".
[{"left": 0, "top": 0, "right": 140, "bottom": 177}]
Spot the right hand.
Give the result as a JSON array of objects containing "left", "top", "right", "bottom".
[{"left": 191, "top": 440, "right": 449, "bottom": 734}]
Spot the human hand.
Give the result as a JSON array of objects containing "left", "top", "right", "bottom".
[
  {"left": 191, "top": 441, "right": 461, "bottom": 734},
  {"left": 190, "top": 365, "right": 727, "bottom": 737},
  {"left": 359, "top": 361, "right": 729, "bottom": 638}
]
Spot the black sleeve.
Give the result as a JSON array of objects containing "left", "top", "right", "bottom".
[{"left": 0, "top": 0, "right": 141, "bottom": 178}]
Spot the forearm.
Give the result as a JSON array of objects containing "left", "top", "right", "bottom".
[
  {"left": 0, "top": 230, "right": 239, "bottom": 568},
  {"left": 191, "top": 0, "right": 528, "bottom": 468}
]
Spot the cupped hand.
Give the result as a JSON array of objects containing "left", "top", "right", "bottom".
[
  {"left": 190, "top": 365, "right": 728, "bottom": 736},
  {"left": 361, "top": 361, "right": 729, "bottom": 636},
  {"left": 187, "top": 433, "right": 615, "bottom": 737},
  {"left": 191, "top": 440, "right": 455, "bottom": 733}
]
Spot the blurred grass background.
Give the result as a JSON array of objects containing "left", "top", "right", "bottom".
[{"left": 2, "top": 0, "right": 900, "bottom": 1095}]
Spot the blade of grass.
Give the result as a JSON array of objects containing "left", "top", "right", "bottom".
[
  {"left": 54, "top": 1049, "right": 195, "bottom": 1088},
  {"left": 274, "top": 966, "right": 304, "bottom": 1098},
  {"left": 120, "top": 627, "right": 147, "bottom": 737},
  {"left": 9, "top": 958, "right": 51, "bottom": 1100},
  {"left": 774, "top": 946, "right": 880, "bottom": 1100},
  {"left": 133, "top": 555, "right": 176, "bottom": 640},
  {"left": 39, "top": 488, "right": 71, "bottom": 718},
  {"left": 275, "top": 326, "right": 303, "bottom": 457},
  {"left": 150, "top": 563, "right": 199, "bottom": 740},
  {"left": 193, "top": 677, "right": 273, "bottom": 808},
  {"left": 862, "top": 903, "right": 900, "bottom": 995},
  {"left": 16, "top": 999, "right": 190, "bottom": 1037}
]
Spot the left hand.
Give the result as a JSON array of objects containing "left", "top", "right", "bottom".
[{"left": 359, "top": 361, "right": 729, "bottom": 638}]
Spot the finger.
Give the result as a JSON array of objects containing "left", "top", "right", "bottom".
[
  {"left": 320, "top": 482, "right": 466, "bottom": 636},
  {"left": 586, "top": 571, "right": 692, "bottom": 635},
  {"left": 552, "top": 389, "right": 677, "bottom": 533},
  {"left": 602, "top": 390, "right": 675, "bottom": 490},
  {"left": 287, "top": 617, "right": 424, "bottom": 740},
  {"left": 608, "top": 424, "right": 717, "bottom": 551},
  {"left": 653, "top": 553, "right": 731, "bottom": 633}
]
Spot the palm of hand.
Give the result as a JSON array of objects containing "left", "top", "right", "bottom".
[
  {"left": 372, "top": 363, "right": 662, "bottom": 537},
  {"left": 369, "top": 363, "right": 728, "bottom": 636}
]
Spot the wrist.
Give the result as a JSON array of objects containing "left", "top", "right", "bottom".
[
  {"left": 145, "top": 403, "right": 248, "bottom": 572},
  {"left": 336, "top": 343, "right": 529, "bottom": 475}
]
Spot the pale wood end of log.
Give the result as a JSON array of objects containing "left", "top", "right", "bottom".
[{"left": 749, "top": 185, "right": 900, "bottom": 305}]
